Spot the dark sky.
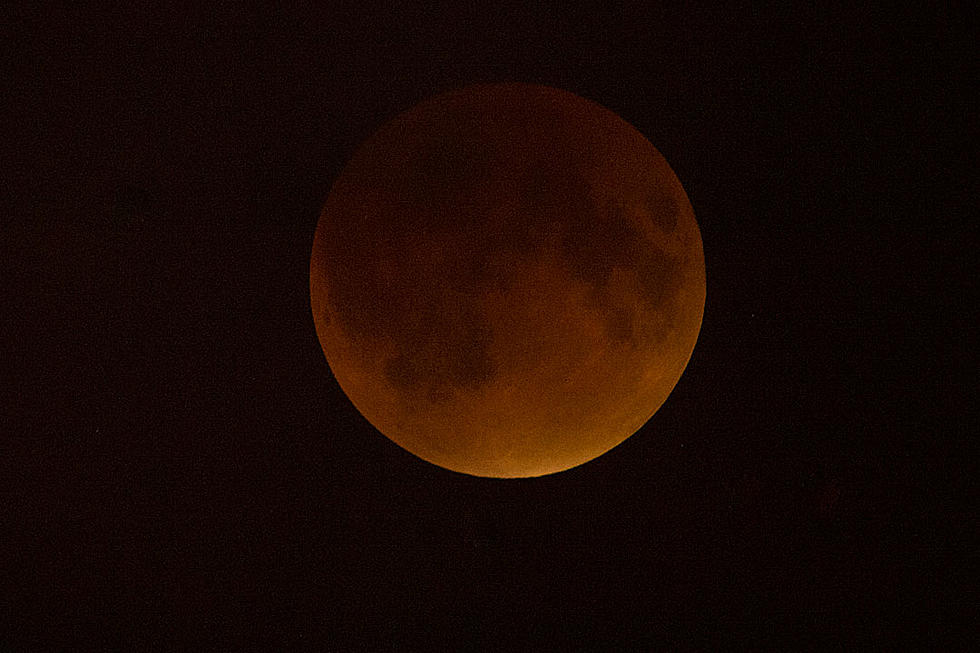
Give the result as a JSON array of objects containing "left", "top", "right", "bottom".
[{"left": 4, "top": 3, "right": 972, "bottom": 649}]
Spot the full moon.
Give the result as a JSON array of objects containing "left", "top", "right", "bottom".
[{"left": 310, "top": 83, "right": 705, "bottom": 478}]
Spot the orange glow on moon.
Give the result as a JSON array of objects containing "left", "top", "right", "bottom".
[{"left": 310, "top": 83, "right": 705, "bottom": 477}]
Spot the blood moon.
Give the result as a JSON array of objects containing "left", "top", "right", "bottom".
[{"left": 310, "top": 83, "right": 704, "bottom": 478}]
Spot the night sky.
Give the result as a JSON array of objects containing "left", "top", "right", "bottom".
[{"left": 5, "top": 3, "right": 972, "bottom": 649}]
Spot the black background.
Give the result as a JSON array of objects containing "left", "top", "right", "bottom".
[{"left": 4, "top": 2, "right": 973, "bottom": 649}]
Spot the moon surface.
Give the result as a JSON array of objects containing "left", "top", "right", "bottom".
[{"left": 310, "top": 83, "right": 705, "bottom": 478}]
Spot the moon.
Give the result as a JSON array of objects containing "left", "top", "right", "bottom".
[{"left": 310, "top": 83, "right": 705, "bottom": 478}]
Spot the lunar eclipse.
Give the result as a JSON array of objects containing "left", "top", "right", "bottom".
[{"left": 311, "top": 83, "right": 705, "bottom": 477}]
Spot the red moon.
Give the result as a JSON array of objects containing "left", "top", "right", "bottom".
[{"left": 310, "top": 83, "right": 705, "bottom": 478}]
